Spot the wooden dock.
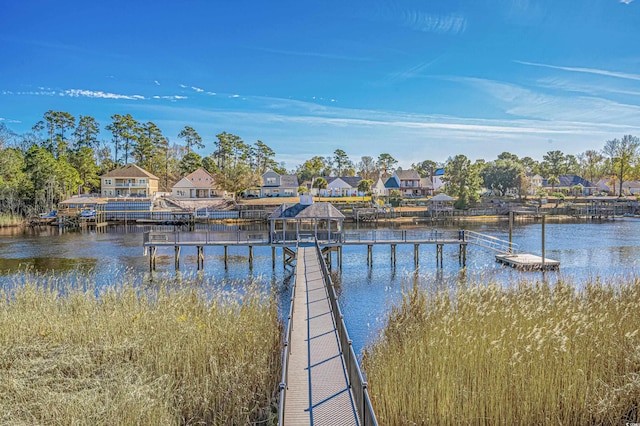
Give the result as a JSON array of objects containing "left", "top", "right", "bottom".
[
  {"left": 495, "top": 253, "right": 560, "bottom": 271},
  {"left": 283, "top": 245, "right": 360, "bottom": 425}
]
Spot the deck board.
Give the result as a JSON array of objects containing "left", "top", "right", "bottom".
[{"left": 283, "top": 246, "right": 359, "bottom": 425}]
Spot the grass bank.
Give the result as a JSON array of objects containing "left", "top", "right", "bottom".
[
  {"left": 0, "top": 273, "right": 282, "bottom": 425},
  {"left": 363, "top": 278, "right": 640, "bottom": 424},
  {"left": 0, "top": 212, "right": 22, "bottom": 227}
]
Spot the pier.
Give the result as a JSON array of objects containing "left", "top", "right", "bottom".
[
  {"left": 142, "top": 229, "right": 469, "bottom": 271},
  {"left": 279, "top": 242, "right": 377, "bottom": 425}
]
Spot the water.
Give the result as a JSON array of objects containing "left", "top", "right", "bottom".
[{"left": 2, "top": 218, "right": 639, "bottom": 353}]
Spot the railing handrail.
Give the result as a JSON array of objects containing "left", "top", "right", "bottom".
[
  {"left": 315, "top": 241, "right": 379, "bottom": 426},
  {"left": 277, "top": 246, "right": 296, "bottom": 426},
  {"left": 464, "top": 230, "right": 519, "bottom": 254}
]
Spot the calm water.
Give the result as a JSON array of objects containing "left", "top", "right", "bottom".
[{"left": 1, "top": 219, "right": 639, "bottom": 353}]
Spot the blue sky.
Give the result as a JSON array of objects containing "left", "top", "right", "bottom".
[{"left": 1, "top": 0, "right": 639, "bottom": 169}]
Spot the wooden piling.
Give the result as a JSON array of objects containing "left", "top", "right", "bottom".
[
  {"left": 391, "top": 244, "right": 396, "bottom": 267},
  {"left": 174, "top": 246, "right": 181, "bottom": 270}
]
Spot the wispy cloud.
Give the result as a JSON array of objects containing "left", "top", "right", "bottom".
[
  {"left": 0, "top": 117, "right": 21, "bottom": 123},
  {"left": 206, "top": 92, "right": 217, "bottom": 96},
  {"left": 448, "top": 76, "right": 640, "bottom": 126},
  {"left": 535, "top": 77, "right": 640, "bottom": 97},
  {"left": 154, "top": 80, "right": 160, "bottom": 86},
  {"left": 400, "top": 11, "right": 467, "bottom": 35},
  {"left": 191, "top": 86, "right": 204, "bottom": 92},
  {"left": 179, "top": 84, "right": 187, "bottom": 89},
  {"left": 515, "top": 60, "right": 640, "bottom": 82},
  {"left": 152, "top": 95, "right": 188, "bottom": 101},
  {"left": 385, "top": 57, "right": 443, "bottom": 83},
  {"left": 248, "top": 46, "right": 372, "bottom": 62},
  {"left": 620, "top": 0, "right": 633, "bottom": 4},
  {"left": 2, "top": 88, "right": 146, "bottom": 100},
  {"left": 63, "top": 89, "right": 144, "bottom": 100}
]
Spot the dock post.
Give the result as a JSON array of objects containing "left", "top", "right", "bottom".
[
  {"left": 149, "top": 246, "right": 156, "bottom": 271},
  {"left": 249, "top": 246, "right": 253, "bottom": 269},
  {"left": 174, "top": 246, "right": 181, "bottom": 270},
  {"left": 391, "top": 244, "right": 396, "bottom": 267},
  {"left": 224, "top": 246, "right": 228, "bottom": 270},
  {"left": 367, "top": 245, "right": 373, "bottom": 266},
  {"left": 509, "top": 211, "right": 514, "bottom": 253},
  {"left": 414, "top": 244, "right": 419, "bottom": 267},
  {"left": 271, "top": 246, "right": 276, "bottom": 269},
  {"left": 459, "top": 244, "right": 466, "bottom": 266},
  {"left": 197, "top": 246, "right": 204, "bottom": 270},
  {"left": 542, "top": 214, "right": 546, "bottom": 269},
  {"left": 338, "top": 246, "right": 343, "bottom": 269},
  {"left": 436, "top": 244, "right": 443, "bottom": 267}
]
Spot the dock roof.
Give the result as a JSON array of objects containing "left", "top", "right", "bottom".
[{"left": 269, "top": 202, "right": 345, "bottom": 220}]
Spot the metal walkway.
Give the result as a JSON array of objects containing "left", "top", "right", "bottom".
[{"left": 283, "top": 246, "right": 360, "bottom": 425}]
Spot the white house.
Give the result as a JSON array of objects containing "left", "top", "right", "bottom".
[{"left": 317, "top": 176, "right": 362, "bottom": 197}]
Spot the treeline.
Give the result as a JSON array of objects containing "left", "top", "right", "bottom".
[
  {"left": 0, "top": 109, "right": 638, "bottom": 215},
  {"left": 0, "top": 111, "right": 285, "bottom": 216}
]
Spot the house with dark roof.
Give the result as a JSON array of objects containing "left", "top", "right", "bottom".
[
  {"left": 171, "top": 168, "right": 225, "bottom": 199},
  {"left": 385, "top": 169, "right": 432, "bottom": 196},
  {"left": 542, "top": 175, "right": 597, "bottom": 195},
  {"left": 260, "top": 170, "right": 299, "bottom": 197},
  {"left": 100, "top": 164, "right": 159, "bottom": 197},
  {"left": 316, "top": 176, "right": 362, "bottom": 197}
]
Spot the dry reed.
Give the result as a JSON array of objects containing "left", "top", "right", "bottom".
[
  {"left": 0, "top": 272, "right": 282, "bottom": 425},
  {"left": 363, "top": 277, "right": 640, "bottom": 425}
]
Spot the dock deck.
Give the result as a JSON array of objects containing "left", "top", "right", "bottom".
[
  {"left": 495, "top": 253, "right": 560, "bottom": 271},
  {"left": 283, "top": 246, "right": 360, "bottom": 425}
]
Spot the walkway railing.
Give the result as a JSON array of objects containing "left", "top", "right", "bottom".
[
  {"left": 315, "top": 242, "right": 378, "bottom": 426},
  {"left": 464, "top": 230, "right": 518, "bottom": 254},
  {"left": 143, "top": 230, "right": 270, "bottom": 245},
  {"left": 344, "top": 229, "right": 452, "bottom": 243},
  {"left": 278, "top": 255, "right": 296, "bottom": 426}
]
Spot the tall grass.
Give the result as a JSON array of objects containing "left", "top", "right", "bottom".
[
  {"left": 363, "top": 278, "right": 640, "bottom": 424},
  {"left": 0, "top": 212, "right": 22, "bottom": 227},
  {"left": 0, "top": 272, "right": 282, "bottom": 425}
]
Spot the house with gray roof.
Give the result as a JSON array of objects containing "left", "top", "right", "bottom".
[
  {"left": 543, "top": 175, "right": 597, "bottom": 195},
  {"left": 171, "top": 168, "right": 225, "bottom": 199},
  {"left": 316, "top": 176, "right": 362, "bottom": 197},
  {"left": 260, "top": 170, "right": 299, "bottom": 197},
  {"left": 386, "top": 169, "right": 431, "bottom": 197}
]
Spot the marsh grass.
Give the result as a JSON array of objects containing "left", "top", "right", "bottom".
[
  {"left": 0, "top": 272, "right": 282, "bottom": 425},
  {"left": 363, "top": 277, "right": 640, "bottom": 425},
  {"left": 0, "top": 212, "right": 22, "bottom": 227}
]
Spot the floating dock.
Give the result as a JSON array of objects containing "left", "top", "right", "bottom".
[{"left": 495, "top": 253, "right": 560, "bottom": 271}]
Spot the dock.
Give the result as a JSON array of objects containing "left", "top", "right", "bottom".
[
  {"left": 495, "top": 253, "right": 560, "bottom": 271},
  {"left": 279, "top": 243, "right": 377, "bottom": 425}
]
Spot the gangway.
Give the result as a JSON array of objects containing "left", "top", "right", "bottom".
[
  {"left": 464, "top": 230, "right": 518, "bottom": 254},
  {"left": 464, "top": 230, "right": 559, "bottom": 271},
  {"left": 278, "top": 242, "right": 378, "bottom": 425}
]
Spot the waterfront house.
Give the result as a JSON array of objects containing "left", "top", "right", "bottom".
[
  {"left": 432, "top": 168, "right": 445, "bottom": 192},
  {"left": 543, "top": 175, "right": 596, "bottom": 196},
  {"left": 527, "top": 174, "right": 544, "bottom": 195},
  {"left": 100, "top": 164, "right": 159, "bottom": 197},
  {"left": 316, "top": 176, "right": 362, "bottom": 197},
  {"left": 371, "top": 177, "right": 388, "bottom": 196},
  {"left": 596, "top": 178, "right": 640, "bottom": 196},
  {"left": 171, "top": 168, "right": 225, "bottom": 199},
  {"left": 385, "top": 169, "right": 431, "bottom": 197},
  {"left": 260, "top": 170, "right": 299, "bottom": 197}
]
